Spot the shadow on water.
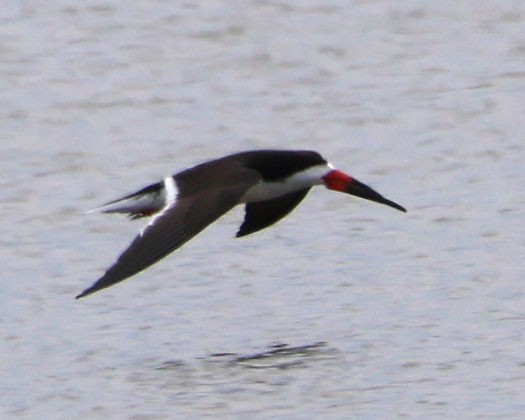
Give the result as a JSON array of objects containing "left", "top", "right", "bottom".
[
  {"left": 127, "top": 342, "right": 344, "bottom": 402},
  {"left": 157, "top": 341, "right": 337, "bottom": 371}
]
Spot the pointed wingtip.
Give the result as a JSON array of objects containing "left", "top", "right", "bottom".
[
  {"left": 235, "top": 225, "right": 253, "bottom": 238},
  {"left": 75, "top": 287, "right": 94, "bottom": 299}
]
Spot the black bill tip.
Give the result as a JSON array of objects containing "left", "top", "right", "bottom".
[{"left": 344, "top": 178, "right": 406, "bottom": 213}]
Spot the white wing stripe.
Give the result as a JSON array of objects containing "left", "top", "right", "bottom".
[
  {"left": 164, "top": 175, "right": 177, "bottom": 206},
  {"left": 140, "top": 176, "right": 179, "bottom": 237}
]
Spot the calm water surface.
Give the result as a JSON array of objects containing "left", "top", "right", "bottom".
[{"left": 1, "top": 1, "right": 524, "bottom": 418}]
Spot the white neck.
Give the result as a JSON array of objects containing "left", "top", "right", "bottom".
[{"left": 241, "top": 163, "right": 332, "bottom": 203}]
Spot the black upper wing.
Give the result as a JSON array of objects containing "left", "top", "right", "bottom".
[
  {"left": 77, "top": 167, "right": 260, "bottom": 298},
  {"left": 236, "top": 188, "right": 310, "bottom": 237}
]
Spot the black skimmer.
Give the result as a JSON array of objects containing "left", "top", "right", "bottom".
[{"left": 76, "top": 150, "right": 405, "bottom": 299}]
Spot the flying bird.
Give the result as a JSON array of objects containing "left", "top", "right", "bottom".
[{"left": 76, "top": 150, "right": 405, "bottom": 299}]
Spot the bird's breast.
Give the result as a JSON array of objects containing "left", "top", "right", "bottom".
[{"left": 241, "top": 164, "right": 329, "bottom": 203}]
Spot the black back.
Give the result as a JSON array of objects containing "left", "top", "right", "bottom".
[
  {"left": 173, "top": 150, "right": 326, "bottom": 196},
  {"left": 227, "top": 150, "right": 327, "bottom": 181}
]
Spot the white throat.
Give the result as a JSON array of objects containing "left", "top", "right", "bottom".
[{"left": 241, "top": 163, "right": 332, "bottom": 203}]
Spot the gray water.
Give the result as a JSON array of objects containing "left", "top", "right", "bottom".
[{"left": 2, "top": 1, "right": 524, "bottom": 418}]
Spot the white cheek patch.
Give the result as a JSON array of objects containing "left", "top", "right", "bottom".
[
  {"left": 140, "top": 176, "right": 179, "bottom": 236},
  {"left": 242, "top": 163, "right": 332, "bottom": 202},
  {"left": 291, "top": 163, "right": 333, "bottom": 186}
]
